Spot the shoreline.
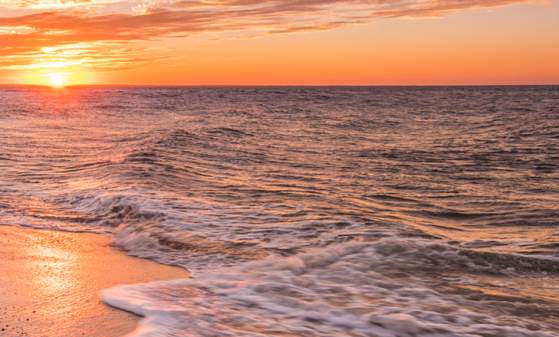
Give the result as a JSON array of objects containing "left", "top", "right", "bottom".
[{"left": 0, "top": 225, "right": 187, "bottom": 337}]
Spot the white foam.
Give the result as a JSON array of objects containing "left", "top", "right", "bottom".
[{"left": 102, "top": 238, "right": 559, "bottom": 337}]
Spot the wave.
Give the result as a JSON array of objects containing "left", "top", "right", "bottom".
[
  {"left": 2, "top": 86, "right": 559, "bottom": 336},
  {"left": 103, "top": 238, "right": 559, "bottom": 337}
]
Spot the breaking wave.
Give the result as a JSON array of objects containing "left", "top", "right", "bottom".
[
  {"left": 103, "top": 238, "right": 559, "bottom": 337},
  {"left": 1, "top": 86, "right": 559, "bottom": 336}
]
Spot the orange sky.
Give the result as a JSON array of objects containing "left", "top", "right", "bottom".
[{"left": 0, "top": 0, "right": 558, "bottom": 86}]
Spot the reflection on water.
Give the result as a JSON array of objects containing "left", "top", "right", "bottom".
[{"left": 1, "top": 86, "right": 559, "bottom": 336}]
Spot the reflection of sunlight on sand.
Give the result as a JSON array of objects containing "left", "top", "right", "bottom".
[
  {"left": 28, "top": 244, "right": 77, "bottom": 295},
  {"left": 0, "top": 226, "right": 187, "bottom": 337}
]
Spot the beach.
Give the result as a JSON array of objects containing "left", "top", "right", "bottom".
[
  {"left": 0, "top": 86, "right": 557, "bottom": 336},
  {"left": 0, "top": 226, "right": 187, "bottom": 337}
]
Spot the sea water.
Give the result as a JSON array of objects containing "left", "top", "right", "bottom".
[{"left": 1, "top": 86, "right": 558, "bottom": 336}]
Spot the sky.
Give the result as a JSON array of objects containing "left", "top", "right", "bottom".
[{"left": 0, "top": 0, "right": 558, "bottom": 86}]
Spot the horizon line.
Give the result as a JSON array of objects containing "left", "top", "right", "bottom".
[{"left": 1, "top": 83, "right": 558, "bottom": 89}]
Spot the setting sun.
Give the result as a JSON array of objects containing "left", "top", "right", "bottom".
[
  {"left": 0, "top": 1, "right": 559, "bottom": 336},
  {"left": 48, "top": 74, "right": 66, "bottom": 88}
]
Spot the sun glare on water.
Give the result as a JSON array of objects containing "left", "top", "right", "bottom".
[{"left": 48, "top": 73, "right": 66, "bottom": 88}]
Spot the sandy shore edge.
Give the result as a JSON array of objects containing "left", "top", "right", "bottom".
[{"left": 0, "top": 225, "right": 187, "bottom": 337}]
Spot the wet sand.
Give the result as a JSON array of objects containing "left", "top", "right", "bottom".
[{"left": 0, "top": 226, "right": 187, "bottom": 337}]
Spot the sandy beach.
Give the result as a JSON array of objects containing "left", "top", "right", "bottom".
[{"left": 0, "top": 226, "right": 187, "bottom": 337}]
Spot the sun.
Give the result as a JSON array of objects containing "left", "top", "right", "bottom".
[{"left": 48, "top": 73, "right": 66, "bottom": 88}]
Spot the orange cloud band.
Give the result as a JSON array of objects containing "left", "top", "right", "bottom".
[{"left": 0, "top": 0, "right": 540, "bottom": 76}]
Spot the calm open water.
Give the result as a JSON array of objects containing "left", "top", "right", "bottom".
[{"left": 1, "top": 86, "right": 559, "bottom": 336}]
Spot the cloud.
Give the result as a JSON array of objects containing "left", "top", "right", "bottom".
[
  {"left": 0, "top": 0, "right": 538, "bottom": 73},
  {"left": 0, "top": 0, "right": 120, "bottom": 9}
]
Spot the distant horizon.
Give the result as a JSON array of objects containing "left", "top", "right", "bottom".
[{"left": 1, "top": 83, "right": 558, "bottom": 89}]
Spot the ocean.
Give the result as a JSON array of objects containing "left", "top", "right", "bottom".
[{"left": 1, "top": 86, "right": 558, "bottom": 336}]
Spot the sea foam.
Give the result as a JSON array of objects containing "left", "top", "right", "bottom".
[{"left": 103, "top": 238, "right": 559, "bottom": 337}]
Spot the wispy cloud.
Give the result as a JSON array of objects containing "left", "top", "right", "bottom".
[{"left": 0, "top": 0, "right": 538, "bottom": 74}]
